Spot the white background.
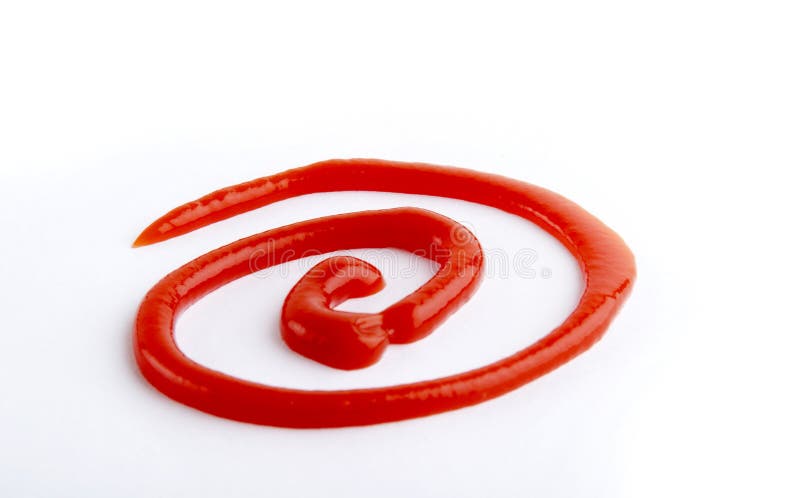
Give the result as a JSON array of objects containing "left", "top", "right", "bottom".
[{"left": 1, "top": 1, "right": 798, "bottom": 496}]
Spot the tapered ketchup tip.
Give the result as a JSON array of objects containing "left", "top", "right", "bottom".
[
  {"left": 133, "top": 217, "right": 182, "bottom": 247},
  {"left": 132, "top": 228, "right": 158, "bottom": 248},
  {"left": 132, "top": 235, "right": 147, "bottom": 248}
]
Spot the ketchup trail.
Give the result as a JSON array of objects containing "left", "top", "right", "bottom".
[{"left": 133, "top": 159, "right": 636, "bottom": 428}]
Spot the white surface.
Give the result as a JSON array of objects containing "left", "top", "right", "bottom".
[{"left": 1, "top": 1, "right": 798, "bottom": 497}]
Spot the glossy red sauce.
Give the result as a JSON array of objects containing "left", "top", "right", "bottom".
[{"left": 133, "top": 158, "right": 635, "bottom": 428}]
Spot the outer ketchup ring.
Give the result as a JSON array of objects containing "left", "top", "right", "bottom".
[{"left": 134, "top": 159, "right": 636, "bottom": 428}]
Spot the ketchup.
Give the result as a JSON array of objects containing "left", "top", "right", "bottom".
[{"left": 133, "top": 159, "right": 635, "bottom": 428}]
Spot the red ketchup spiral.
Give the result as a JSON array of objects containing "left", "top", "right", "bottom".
[{"left": 133, "top": 159, "right": 635, "bottom": 428}]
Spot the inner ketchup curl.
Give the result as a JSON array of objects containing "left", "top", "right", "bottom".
[
  {"left": 133, "top": 158, "right": 635, "bottom": 428},
  {"left": 279, "top": 208, "right": 483, "bottom": 370}
]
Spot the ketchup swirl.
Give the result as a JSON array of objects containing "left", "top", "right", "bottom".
[{"left": 133, "top": 159, "right": 635, "bottom": 428}]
